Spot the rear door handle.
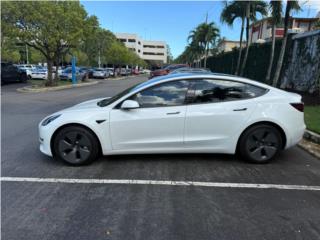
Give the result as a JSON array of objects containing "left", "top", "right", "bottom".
[
  {"left": 233, "top": 108, "right": 247, "bottom": 111},
  {"left": 166, "top": 111, "right": 180, "bottom": 115}
]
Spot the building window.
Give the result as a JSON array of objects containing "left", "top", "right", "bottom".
[
  {"left": 128, "top": 39, "right": 136, "bottom": 43},
  {"left": 138, "top": 41, "right": 141, "bottom": 45},
  {"left": 138, "top": 49, "right": 141, "bottom": 53},
  {"left": 143, "top": 52, "right": 164, "bottom": 56},
  {"left": 119, "top": 38, "right": 126, "bottom": 42},
  {"left": 156, "top": 45, "right": 165, "bottom": 49},
  {"left": 129, "top": 48, "right": 136, "bottom": 51},
  {"left": 143, "top": 45, "right": 156, "bottom": 48}
]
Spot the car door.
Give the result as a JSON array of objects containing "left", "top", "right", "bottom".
[
  {"left": 110, "top": 80, "right": 190, "bottom": 150},
  {"left": 184, "top": 79, "right": 266, "bottom": 150}
]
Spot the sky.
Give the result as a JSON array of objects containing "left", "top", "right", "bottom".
[{"left": 81, "top": 1, "right": 320, "bottom": 58}]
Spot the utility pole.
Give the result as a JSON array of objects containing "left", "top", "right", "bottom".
[
  {"left": 25, "top": 44, "right": 29, "bottom": 64},
  {"left": 98, "top": 49, "right": 101, "bottom": 68}
]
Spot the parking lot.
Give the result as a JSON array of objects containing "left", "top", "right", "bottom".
[{"left": 2, "top": 76, "right": 320, "bottom": 240}]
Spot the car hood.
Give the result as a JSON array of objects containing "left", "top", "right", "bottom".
[{"left": 62, "top": 97, "right": 110, "bottom": 112}]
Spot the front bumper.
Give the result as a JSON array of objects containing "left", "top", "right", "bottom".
[{"left": 38, "top": 123, "right": 56, "bottom": 157}]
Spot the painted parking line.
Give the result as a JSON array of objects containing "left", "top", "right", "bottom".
[{"left": 1, "top": 177, "right": 320, "bottom": 191}]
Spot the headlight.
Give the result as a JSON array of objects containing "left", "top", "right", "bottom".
[{"left": 41, "top": 114, "right": 61, "bottom": 126}]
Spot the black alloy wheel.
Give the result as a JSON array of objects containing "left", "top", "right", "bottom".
[
  {"left": 239, "top": 124, "right": 282, "bottom": 163},
  {"left": 53, "top": 126, "right": 99, "bottom": 165}
]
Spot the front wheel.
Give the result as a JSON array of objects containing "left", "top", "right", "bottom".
[
  {"left": 238, "top": 124, "right": 282, "bottom": 163},
  {"left": 53, "top": 126, "right": 100, "bottom": 165}
]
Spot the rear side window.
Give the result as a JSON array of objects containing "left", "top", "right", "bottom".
[{"left": 188, "top": 79, "right": 266, "bottom": 104}]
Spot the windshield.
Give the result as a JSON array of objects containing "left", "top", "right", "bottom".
[{"left": 97, "top": 82, "right": 142, "bottom": 107}]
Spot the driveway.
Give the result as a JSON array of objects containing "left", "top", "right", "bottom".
[{"left": 2, "top": 76, "right": 320, "bottom": 240}]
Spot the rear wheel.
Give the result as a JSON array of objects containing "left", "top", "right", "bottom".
[
  {"left": 238, "top": 124, "right": 282, "bottom": 163},
  {"left": 20, "top": 74, "right": 28, "bottom": 83},
  {"left": 53, "top": 126, "right": 100, "bottom": 165}
]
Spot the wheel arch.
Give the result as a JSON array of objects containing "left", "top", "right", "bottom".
[
  {"left": 236, "top": 121, "right": 287, "bottom": 152},
  {"left": 50, "top": 123, "right": 103, "bottom": 156}
]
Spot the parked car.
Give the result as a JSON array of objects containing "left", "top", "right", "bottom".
[
  {"left": 92, "top": 68, "right": 109, "bottom": 79},
  {"left": 120, "top": 68, "right": 128, "bottom": 76},
  {"left": 132, "top": 69, "right": 139, "bottom": 75},
  {"left": 39, "top": 72, "right": 305, "bottom": 165},
  {"left": 17, "top": 64, "right": 36, "bottom": 79},
  {"left": 1, "top": 62, "right": 28, "bottom": 84},
  {"left": 59, "top": 67, "right": 86, "bottom": 81},
  {"left": 30, "top": 67, "right": 47, "bottom": 80},
  {"left": 140, "top": 69, "right": 151, "bottom": 74},
  {"left": 169, "top": 67, "right": 211, "bottom": 75},
  {"left": 106, "top": 68, "right": 114, "bottom": 77},
  {"left": 149, "top": 64, "right": 188, "bottom": 79}
]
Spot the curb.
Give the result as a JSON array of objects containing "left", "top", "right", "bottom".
[
  {"left": 304, "top": 130, "right": 320, "bottom": 145},
  {"left": 298, "top": 139, "right": 320, "bottom": 159},
  {"left": 17, "top": 81, "right": 99, "bottom": 93}
]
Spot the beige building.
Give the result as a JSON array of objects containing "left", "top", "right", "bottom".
[
  {"left": 217, "top": 40, "right": 245, "bottom": 53},
  {"left": 115, "top": 33, "right": 167, "bottom": 64},
  {"left": 249, "top": 17, "right": 319, "bottom": 43}
]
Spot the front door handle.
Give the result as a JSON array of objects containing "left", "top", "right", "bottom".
[
  {"left": 166, "top": 111, "right": 180, "bottom": 115},
  {"left": 233, "top": 108, "right": 247, "bottom": 111}
]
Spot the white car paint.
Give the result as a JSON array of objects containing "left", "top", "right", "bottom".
[{"left": 39, "top": 73, "right": 305, "bottom": 158}]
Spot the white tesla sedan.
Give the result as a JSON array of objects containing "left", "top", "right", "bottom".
[{"left": 39, "top": 73, "right": 305, "bottom": 165}]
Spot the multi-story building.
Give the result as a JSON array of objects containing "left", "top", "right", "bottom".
[
  {"left": 249, "top": 17, "right": 319, "bottom": 44},
  {"left": 217, "top": 39, "right": 246, "bottom": 53},
  {"left": 115, "top": 33, "right": 167, "bottom": 64}
]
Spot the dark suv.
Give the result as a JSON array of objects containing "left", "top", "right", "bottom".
[{"left": 1, "top": 62, "right": 28, "bottom": 84}]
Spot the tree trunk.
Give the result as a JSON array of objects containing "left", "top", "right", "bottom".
[
  {"left": 240, "top": 4, "right": 251, "bottom": 77},
  {"left": 266, "top": 24, "right": 276, "bottom": 83},
  {"left": 272, "top": 1, "right": 291, "bottom": 87},
  {"left": 235, "top": 17, "right": 245, "bottom": 75},
  {"left": 54, "top": 55, "right": 59, "bottom": 84},
  {"left": 204, "top": 43, "right": 208, "bottom": 68},
  {"left": 46, "top": 59, "right": 54, "bottom": 86}
]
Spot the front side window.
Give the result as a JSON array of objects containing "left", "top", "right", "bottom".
[
  {"left": 188, "top": 79, "right": 266, "bottom": 104},
  {"left": 131, "top": 80, "right": 189, "bottom": 108}
]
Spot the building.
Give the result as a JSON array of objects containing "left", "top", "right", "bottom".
[
  {"left": 115, "top": 33, "right": 167, "bottom": 64},
  {"left": 217, "top": 39, "right": 246, "bottom": 53},
  {"left": 249, "top": 17, "right": 319, "bottom": 44}
]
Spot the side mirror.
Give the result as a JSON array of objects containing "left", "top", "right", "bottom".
[{"left": 121, "top": 100, "right": 139, "bottom": 110}]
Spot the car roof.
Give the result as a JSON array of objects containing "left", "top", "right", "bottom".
[{"left": 133, "top": 72, "right": 274, "bottom": 92}]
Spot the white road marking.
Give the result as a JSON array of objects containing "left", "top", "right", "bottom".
[{"left": 1, "top": 177, "right": 320, "bottom": 191}]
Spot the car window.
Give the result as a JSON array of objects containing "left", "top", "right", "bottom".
[
  {"left": 130, "top": 80, "right": 189, "bottom": 108},
  {"left": 188, "top": 79, "right": 267, "bottom": 104}
]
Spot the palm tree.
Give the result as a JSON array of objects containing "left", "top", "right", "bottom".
[
  {"left": 265, "top": 1, "right": 283, "bottom": 83},
  {"left": 272, "top": 0, "right": 300, "bottom": 87},
  {"left": 221, "top": 1, "right": 246, "bottom": 75},
  {"left": 240, "top": 0, "right": 268, "bottom": 76},
  {"left": 188, "top": 22, "right": 220, "bottom": 68}
]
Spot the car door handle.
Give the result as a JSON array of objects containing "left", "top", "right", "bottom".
[
  {"left": 166, "top": 111, "right": 180, "bottom": 115},
  {"left": 233, "top": 108, "right": 247, "bottom": 111}
]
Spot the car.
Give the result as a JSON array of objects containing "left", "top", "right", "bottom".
[
  {"left": 1, "top": 62, "right": 28, "bottom": 84},
  {"left": 39, "top": 73, "right": 305, "bottom": 166},
  {"left": 16, "top": 64, "right": 36, "bottom": 79},
  {"left": 59, "top": 67, "right": 86, "bottom": 81},
  {"left": 120, "top": 68, "right": 128, "bottom": 76},
  {"left": 30, "top": 67, "right": 47, "bottom": 80},
  {"left": 132, "top": 68, "right": 139, "bottom": 75},
  {"left": 149, "top": 64, "right": 188, "bottom": 79},
  {"left": 169, "top": 67, "right": 211, "bottom": 75},
  {"left": 106, "top": 68, "right": 114, "bottom": 77},
  {"left": 92, "top": 68, "right": 109, "bottom": 79}
]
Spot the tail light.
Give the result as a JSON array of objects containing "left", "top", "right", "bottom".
[{"left": 290, "top": 103, "right": 304, "bottom": 112}]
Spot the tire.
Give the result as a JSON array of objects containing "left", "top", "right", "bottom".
[
  {"left": 238, "top": 124, "right": 282, "bottom": 164},
  {"left": 53, "top": 126, "right": 100, "bottom": 166},
  {"left": 20, "top": 74, "right": 28, "bottom": 83}
]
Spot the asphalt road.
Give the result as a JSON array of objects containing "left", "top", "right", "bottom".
[{"left": 2, "top": 76, "right": 320, "bottom": 240}]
